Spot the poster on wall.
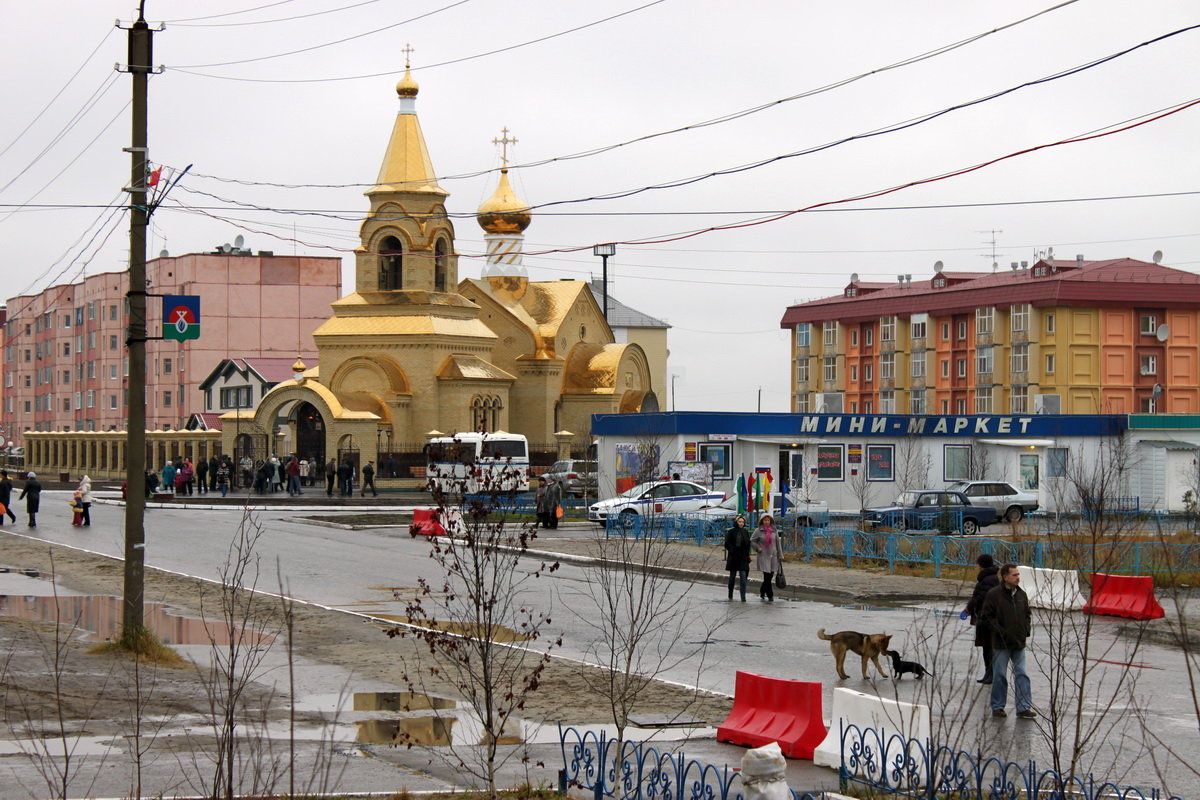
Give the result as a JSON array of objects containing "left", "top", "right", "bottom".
[
  {"left": 615, "top": 443, "right": 661, "bottom": 493},
  {"left": 683, "top": 442, "right": 697, "bottom": 461},
  {"left": 867, "top": 444, "right": 894, "bottom": 481},
  {"left": 697, "top": 442, "right": 732, "bottom": 478},
  {"left": 848, "top": 444, "right": 863, "bottom": 464},
  {"left": 668, "top": 460, "right": 714, "bottom": 487},
  {"left": 817, "top": 444, "right": 844, "bottom": 481}
]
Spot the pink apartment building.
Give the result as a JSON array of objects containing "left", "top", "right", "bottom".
[{"left": 2, "top": 251, "right": 341, "bottom": 444}]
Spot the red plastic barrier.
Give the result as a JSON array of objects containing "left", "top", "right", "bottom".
[
  {"left": 411, "top": 507, "right": 446, "bottom": 537},
  {"left": 716, "top": 671, "right": 827, "bottom": 760},
  {"left": 1083, "top": 572, "right": 1164, "bottom": 620}
]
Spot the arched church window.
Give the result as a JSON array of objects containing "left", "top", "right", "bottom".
[
  {"left": 379, "top": 235, "right": 404, "bottom": 290},
  {"left": 434, "top": 239, "right": 449, "bottom": 292},
  {"left": 471, "top": 395, "right": 502, "bottom": 433}
]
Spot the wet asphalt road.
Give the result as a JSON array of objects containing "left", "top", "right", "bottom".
[{"left": 5, "top": 495, "right": 1197, "bottom": 798}]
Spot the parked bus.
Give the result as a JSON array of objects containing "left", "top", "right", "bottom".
[{"left": 426, "top": 432, "right": 530, "bottom": 495}]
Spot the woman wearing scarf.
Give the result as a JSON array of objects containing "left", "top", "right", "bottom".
[{"left": 750, "top": 514, "right": 784, "bottom": 602}]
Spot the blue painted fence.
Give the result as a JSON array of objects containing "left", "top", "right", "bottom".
[
  {"left": 604, "top": 515, "right": 1200, "bottom": 577},
  {"left": 559, "top": 724, "right": 1181, "bottom": 800}
]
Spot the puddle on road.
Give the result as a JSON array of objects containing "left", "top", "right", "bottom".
[
  {"left": 365, "top": 616, "right": 532, "bottom": 642},
  {"left": 0, "top": 736, "right": 120, "bottom": 757},
  {"left": 0, "top": 571, "right": 274, "bottom": 646}
]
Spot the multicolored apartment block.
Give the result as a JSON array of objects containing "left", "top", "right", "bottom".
[{"left": 780, "top": 257, "right": 1200, "bottom": 416}]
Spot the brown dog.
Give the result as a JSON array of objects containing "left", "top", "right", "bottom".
[{"left": 817, "top": 628, "right": 893, "bottom": 679}]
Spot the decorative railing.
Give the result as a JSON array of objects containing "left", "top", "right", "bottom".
[{"left": 558, "top": 726, "right": 818, "bottom": 800}]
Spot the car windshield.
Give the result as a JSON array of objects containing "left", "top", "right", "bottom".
[
  {"left": 712, "top": 496, "right": 737, "bottom": 510},
  {"left": 616, "top": 481, "right": 658, "bottom": 499},
  {"left": 946, "top": 481, "right": 968, "bottom": 491},
  {"left": 894, "top": 491, "right": 922, "bottom": 506}
]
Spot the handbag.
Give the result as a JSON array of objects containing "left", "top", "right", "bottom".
[
  {"left": 775, "top": 571, "right": 787, "bottom": 589},
  {"left": 555, "top": 504, "right": 564, "bottom": 519}
]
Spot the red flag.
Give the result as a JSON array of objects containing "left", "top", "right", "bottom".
[{"left": 148, "top": 167, "right": 162, "bottom": 187}]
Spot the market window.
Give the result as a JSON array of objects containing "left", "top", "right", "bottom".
[
  {"left": 866, "top": 444, "right": 894, "bottom": 481},
  {"left": 1047, "top": 448, "right": 1068, "bottom": 478},
  {"left": 944, "top": 445, "right": 971, "bottom": 481}
]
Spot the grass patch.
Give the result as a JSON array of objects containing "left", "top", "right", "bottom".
[
  {"left": 303, "top": 513, "right": 411, "bottom": 526},
  {"left": 90, "top": 626, "right": 184, "bottom": 665}
]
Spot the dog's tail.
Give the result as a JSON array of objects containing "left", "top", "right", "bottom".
[{"left": 817, "top": 628, "right": 831, "bottom": 640}]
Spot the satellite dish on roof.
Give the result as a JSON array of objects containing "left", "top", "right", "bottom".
[
  {"left": 1156, "top": 324, "right": 1170, "bottom": 343},
  {"left": 933, "top": 260, "right": 944, "bottom": 273},
  {"left": 849, "top": 272, "right": 859, "bottom": 283},
  {"left": 234, "top": 234, "right": 245, "bottom": 249},
  {"left": 159, "top": 249, "right": 169, "bottom": 258},
  {"left": 1153, "top": 250, "right": 1163, "bottom": 264}
]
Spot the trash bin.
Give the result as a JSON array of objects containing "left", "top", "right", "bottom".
[{"left": 59, "top": 472, "right": 70, "bottom": 482}]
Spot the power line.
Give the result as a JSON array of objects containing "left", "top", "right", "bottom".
[
  {"left": 161, "top": 0, "right": 302, "bottom": 24},
  {"left": 171, "top": 0, "right": 1083, "bottom": 186},
  {"left": 168, "top": 0, "right": 391, "bottom": 27}
]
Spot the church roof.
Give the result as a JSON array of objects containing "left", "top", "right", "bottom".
[
  {"left": 436, "top": 354, "right": 517, "bottom": 382},
  {"left": 561, "top": 342, "right": 629, "bottom": 394},
  {"left": 587, "top": 280, "right": 669, "bottom": 328},
  {"left": 313, "top": 313, "right": 497, "bottom": 339},
  {"left": 368, "top": 75, "right": 446, "bottom": 197}
]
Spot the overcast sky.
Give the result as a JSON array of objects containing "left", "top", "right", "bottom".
[{"left": 3, "top": 0, "right": 1198, "bottom": 412}]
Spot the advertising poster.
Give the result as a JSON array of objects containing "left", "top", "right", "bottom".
[
  {"left": 817, "top": 444, "right": 844, "bottom": 481},
  {"left": 615, "top": 443, "right": 661, "bottom": 493},
  {"left": 867, "top": 444, "right": 894, "bottom": 481},
  {"left": 668, "top": 460, "right": 713, "bottom": 487},
  {"left": 698, "top": 442, "right": 731, "bottom": 478}
]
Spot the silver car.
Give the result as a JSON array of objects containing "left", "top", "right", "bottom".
[
  {"left": 947, "top": 480, "right": 1039, "bottom": 522},
  {"left": 544, "top": 459, "right": 598, "bottom": 498}
]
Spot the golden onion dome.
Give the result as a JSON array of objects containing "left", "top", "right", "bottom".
[
  {"left": 476, "top": 168, "right": 531, "bottom": 234},
  {"left": 395, "top": 67, "right": 419, "bottom": 98},
  {"left": 292, "top": 356, "right": 307, "bottom": 374}
]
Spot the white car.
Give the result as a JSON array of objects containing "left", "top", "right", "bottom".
[
  {"left": 694, "top": 494, "right": 830, "bottom": 526},
  {"left": 946, "top": 480, "right": 1040, "bottom": 522},
  {"left": 588, "top": 480, "right": 725, "bottom": 523}
]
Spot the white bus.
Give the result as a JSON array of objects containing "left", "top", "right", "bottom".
[{"left": 426, "top": 432, "right": 530, "bottom": 495}]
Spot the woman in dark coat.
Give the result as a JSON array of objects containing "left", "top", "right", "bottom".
[
  {"left": 19, "top": 473, "right": 42, "bottom": 528},
  {"left": 723, "top": 515, "right": 752, "bottom": 601},
  {"left": 965, "top": 553, "right": 1001, "bottom": 683}
]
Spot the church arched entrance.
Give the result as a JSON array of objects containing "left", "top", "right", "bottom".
[{"left": 293, "top": 401, "right": 326, "bottom": 465}]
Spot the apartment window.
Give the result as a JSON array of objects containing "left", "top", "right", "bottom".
[
  {"left": 63, "top": 314, "right": 72, "bottom": 328},
  {"left": 1011, "top": 385, "right": 1029, "bottom": 413},
  {"left": 796, "top": 358, "right": 811, "bottom": 383},
  {"left": 74, "top": 308, "right": 83, "bottom": 326},
  {"left": 823, "top": 355, "right": 837, "bottom": 382},
  {"left": 850, "top": 330, "right": 858, "bottom": 348},
  {"left": 1140, "top": 354, "right": 1157, "bottom": 376},
  {"left": 1011, "top": 343, "right": 1029, "bottom": 374},
  {"left": 956, "top": 358, "right": 967, "bottom": 378},
  {"left": 941, "top": 322, "right": 950, "bottom": 341},
  {"left": 863, "top": 401, "right": 873, "bottom": 413},
  {"left": 109, "top": 395, "right": 118, "bottom": 410},
  {"left": 822, "top": 321, "right": 837, "bottom": 347},
  {"left": 23, "top": 349, "right": 30, "bottom": 362},
  {"left": 109, "top": 334, "right": 118, "bottom": 350},
  {"left": 864, "top": 327, "right": 874, "bottom": 347},
  {"left": 909, "top": 314, "right": 927, "bottom": 340},
  {"left": 163, "top": 357, "right": 173, "bottom": 375},
  {"left": 1140, "top": 314, "right": 1158, "bottom": 335},
  {"left": 23, "top": 400, "right": 31, "bottom": 413},
  {"left": 976, "top": 307, "right": 994, "bottom": 335},
  {"left": 975, "top": 387, "right": 993, "bottom": 413},
  {"left": 909, "top": 389, "right": 926, "bottom": 415},
  {"left": 976, "top": 346, "right": 993, "bottom": 375},
  {"left": 880, "top": 316, "right": 896, "bottom": 342},
  {"left": 109, "top": 364, "right": 118, "bottom": 380},
  {"left": 74, "top": 391, "right": 82, "bottom": 409},
  {"left": 956, "top": 398, "right": 967, "bottom": 414},
  {"left": 162, "top": 390, "right": 172, "bottom": 408},
  {"left": 87, "top": 302, "right": 96, "bottom": 320},
  {"left": 910, "top": 350, "right": 926, "bottom": 379},
  {"left": 940, "top": 359, "right": 949, "bottom": 379},
  {"left": 795, "top": 393, "right": 810, "bottom": 413},
  {"left": 87, "top": 361, "right": 96, "bottom": 379},
  {"left": 109, "top": 304, "right": 118, "bottom": 320},
  {"left": 86, "top": 390, "right": 96, "bottom": 408},
  {"left": 850, "top": 364, "right": 858, "bottom": 382},
  {"left": 1011, "top": 304, "right": 1029, "bottom": 332},
  {"left": 1044, "top": 313, "right": 1055, "bottom": 335},
  {"left": 957, "top": 320, "right": 967, "bottom": 340},
  {"left": 87, "top": 331, "right": 96, "bottom": 350},
  {"left": 23, "top": 375, "right": 31, "bottom": 387},
  {"left": 879, "top": 390, "right": 896, "bottom": 413},
  {"left": 795, "top": 323, "right": 810, "bottom": 347},
  {"left": 863, "top": 363, "right": 873, "bottom": 383},
  {"left": 75, "top": 364, "right": 83, "bottom": 381},
  {"left": 880, "top": 352, "right": 895, "bottom": 380},
  {"left": 62, "top": 398, "right": 71, "bottom": 412},
  {"left": 1045, "top": 354, "right": 1055, "bottom": 374},
  {"left": 123, "top": 357, "right": 129, "bottom": 377},
  {"left": 61, "top": 370, "right": 70, "bottom": 385},
  {"left": 3, "top": 373, "right": 10, "bottom": 388}
]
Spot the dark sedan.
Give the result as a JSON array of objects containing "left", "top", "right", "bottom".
[{"left": 862, "top": 489, "right": 999, "bottom": 535}]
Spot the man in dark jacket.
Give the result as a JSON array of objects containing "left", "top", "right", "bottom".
[
  {"left": 980, "top": 563, "right": 1035, "bottom": 719},
  {"left": 19, "top": 473, "right": 42, "bottom": 528},
  {"left": 325, "top": 459, "right": 337, "bottom": 497},
  {"left": 361, "top": 460, "right": 377, "bottom": 496},
  {"left": 196, "top": 457, "right": 209, "bottom": 494},
  {"left": 338, "top": 460, "right": 353, "bottom": 497},
  {"left": 0, "top": 469, "right": 16, "bottom": 524}
]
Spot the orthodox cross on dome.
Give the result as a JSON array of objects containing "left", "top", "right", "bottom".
[
  {"left": 402, "top": 42, "right": 414, "bottom": 68},
  {"left": 492, "top": 127, "right": 518, "bottom": 167}
]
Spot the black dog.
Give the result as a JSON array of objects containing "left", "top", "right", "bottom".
[{"left": 885, "top": 649, "right": 931, "bottom": 679}]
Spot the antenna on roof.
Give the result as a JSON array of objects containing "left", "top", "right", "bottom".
[
  {"left": 992, "top": 262, "right": 998, "bottom": 273},
  {"left": 1153, "top": 250, "right": 1164, "bottom": 264},
  {"left": 234, "top": 234, "right": 245, "bottom": 250},
  {"left": 933, "top": 260, "right": 944, "bottom": 273}
]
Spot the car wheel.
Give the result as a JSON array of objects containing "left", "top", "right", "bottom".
[
  {"left": 617, "top": 509, "right": 638, "bottom": 529},
  {"left": 961, "top": 518, "right": 980, "bottom": 536},
  {"left": 1004, "top": 506, "right": 1024, "bottom": 523}
]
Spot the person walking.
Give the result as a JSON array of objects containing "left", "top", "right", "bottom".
[
  {"left": 19, "top": 473, "right": 42, "bottom": 528},
  {"left": 338, "top": 460, "right": 353, "bottom": 497},
  {"left": 325, "top": 458, "right": 337, "bottom": 497},
  {"left": 0, "top": 469, "right": 17, "bottom": 524},
  {"left": 76, "top": 474, "right": 93, "bottom": 526},
  {"left": 287, "top": 457, "right": 303, "bottom": 496},
  {"left": 534, "top": 476, "right": 551, "bottom": 528},
  {"left": 544, "top": 476, "right": 563, "bottom": 529},
  {"left": 965, "top": 553, "right": 1001, "bottom": 684},
  {"left": 215, "top": 460, "right": 231, "bottom": 497},
  {"left": 723, "top": 515, "right": 752, "bottom": 601},
  {"left": 980, "top": 563, "right": 1036, "bottom": 719},
  {"left": 195, "top": 457, "right": 209, "bottom": 494},
  {"left": 361, "top": 460, "right": 378, "bottom": 496},
  {"left": 750, "top": 514, "right": 784, "bottom": 601}
]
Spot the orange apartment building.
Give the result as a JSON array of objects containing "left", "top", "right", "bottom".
[
  {"left": 2, "top": 250, "right": 341, "bottom": 444},
  {"left": 780, "top": 257, "right": 1200, "bottom": 416}
]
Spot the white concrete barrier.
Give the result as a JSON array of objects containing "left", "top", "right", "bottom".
[
  {"left": 813, "top": 687, "right": 931, "bottom": 782},
  {"left": 1019, "top": 565, "right": 1086, "bottom": 610}
]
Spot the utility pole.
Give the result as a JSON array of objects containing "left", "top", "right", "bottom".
[{"left": 120, "top": 5, "right": 154, "bottom": 640}]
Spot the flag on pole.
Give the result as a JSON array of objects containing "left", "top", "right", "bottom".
[
  {"left": 753, "top": 473, "right": 763, "bottom": 514},
  {"left": 736, "top": 474, "right": 746, "bottom": 514},
  {"left": 148, "top": 166, "right": 162, "bottom": 187},
  {"left": 781, "top": 480, "right": 791, "bottom": 515},
  {"left": 763, "top": 470, "right": 773, "bottom": 513},
  {"left": 745, "top": 473, "right": 755, "bottom": 513}
]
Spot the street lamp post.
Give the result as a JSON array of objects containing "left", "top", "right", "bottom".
[{"left": 593, "top": 244, "right": 616, "bottom": 322}]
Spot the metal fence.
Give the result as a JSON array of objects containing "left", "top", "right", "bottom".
[
  {"left": 558, "top": 724, "right": 1180, "bottom": 800},
  {"left": 558, "top": 726, "right": 818, "bottom": 800},
  {"left": 604, "top": 515, "right": 1200, "bottom": 577}
]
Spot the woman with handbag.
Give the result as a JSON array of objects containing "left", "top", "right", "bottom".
[{"left": 750, "top": 514, "right": 784, "bottom": 602}]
